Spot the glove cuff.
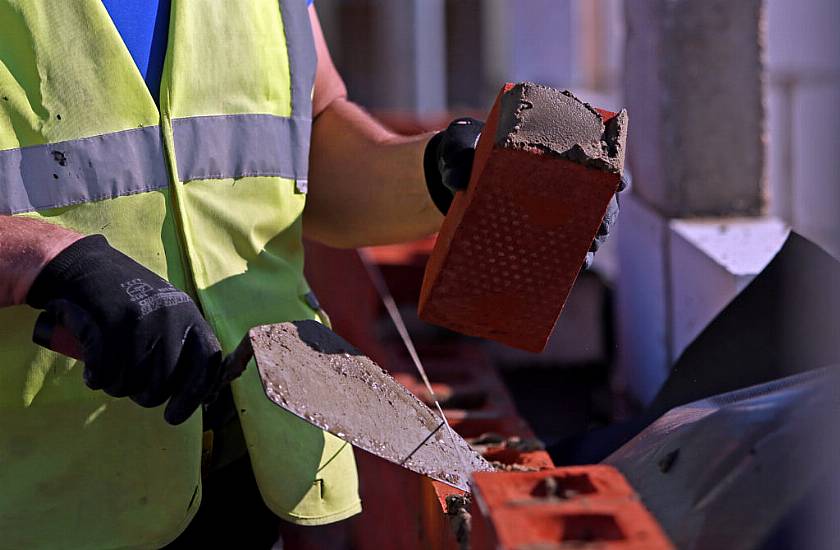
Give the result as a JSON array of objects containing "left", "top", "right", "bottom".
[
  {"left": 26, "top": 234, "right": 111, "bottom": 308},
  {"left": 423, "top": 132, "right": 454, "bottom": 215}
]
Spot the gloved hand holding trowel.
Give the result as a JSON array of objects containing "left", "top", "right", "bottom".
[
  {"left": 28, "top": 235, "right": 225, "bottom": 425},
  {"left": 32, "top": 263, "right": 494, "bottom": 492}
]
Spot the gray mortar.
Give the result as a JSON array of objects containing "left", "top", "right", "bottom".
[
  {"left": 496, "top": 82, "right": 627, "bottom": 174},
  {"left": 248, "top": 321, "right": 494, "bottom": 492},
  {"left": 445, "top": 494, "right": 473, "bottom": 550}
]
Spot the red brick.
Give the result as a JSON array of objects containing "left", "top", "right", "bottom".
[
  {"left": 473, "top": 466, "right": 635, "bottom": 507},
  {"left": 471, "top": 467, "right": 673, "bottom": 550},
  {"left": 419, "top": 83, "right": 626, "bottom": 352}
]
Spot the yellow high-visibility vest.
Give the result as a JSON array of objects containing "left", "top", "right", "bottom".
[{"left": 0, "top": 1, "right": 360, "bottom": 547}]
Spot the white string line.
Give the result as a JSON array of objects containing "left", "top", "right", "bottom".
[{"left": 357, "top": 249, "right": 474, "bottom": 479}]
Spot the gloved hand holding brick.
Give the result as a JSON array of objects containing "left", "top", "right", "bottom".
[{"left": 419, "top": 82, "right": 628, "bottom": 352}]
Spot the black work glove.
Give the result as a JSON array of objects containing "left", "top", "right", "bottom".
[
  {"left": 27, "top": 235, "right": 224, "bottom": 425},
  {"left": 423, "top": 117, "right": 484, "bottom": 215},
  {"left": 583, "top": 173, "right": 630, "bottom": 270}
]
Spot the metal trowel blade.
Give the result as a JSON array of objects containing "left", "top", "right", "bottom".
[{"left": 235, "top": 320, "right": 494, "bottom": 491}]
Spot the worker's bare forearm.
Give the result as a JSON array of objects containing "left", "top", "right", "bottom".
[
  {"left": 303, "top": 98, "right": 443, "bottom": 248},
  {"left": 304, "top": 5, "right": 443, "bottom": 248},
  {"left": 0, "top": 216, "right": 83, "bottom": 307}
]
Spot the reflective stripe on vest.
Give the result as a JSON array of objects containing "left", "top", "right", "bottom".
[
  {"left": 172, "top": 114, "right": 311, "bottom": 183},
  {"left": 0, "top": 126, "right": 167, "bottom": 214},
  {"left": 0, "top": 114, "right": 310, "bottom": 214}
]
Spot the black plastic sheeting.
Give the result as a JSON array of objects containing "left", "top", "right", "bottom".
[{"left": 605, "top": 366, "right": 840, "bottom": 550}]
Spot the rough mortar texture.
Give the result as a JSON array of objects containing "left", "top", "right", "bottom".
[
  {"left": 497, "top": 83, "right": 627, "bottom": 174},
  {"left": 624, "top": 0, "right": 765, "bottom": 217},
  {"left": 419, "top": 83, "right": 627, "bottom": 352}
]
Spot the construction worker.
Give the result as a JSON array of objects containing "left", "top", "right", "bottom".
[{"left": 0, "top": 1, "right": 620, "bottom": 548}]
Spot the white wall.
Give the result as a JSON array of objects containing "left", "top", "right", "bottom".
[{"left": 766, "top": 0, "right": 840, "bottom": 257}]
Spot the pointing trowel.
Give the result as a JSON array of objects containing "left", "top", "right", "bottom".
[{"left": 33, "top": 316, "right": 494, "bottom": 492}]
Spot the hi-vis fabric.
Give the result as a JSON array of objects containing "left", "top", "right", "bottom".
[{"left": 0, "top": 1, "right": 360, "bottom": 548}]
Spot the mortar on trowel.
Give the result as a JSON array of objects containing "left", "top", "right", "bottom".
[{"left": 419, "top": 82, "right": 628, "bottom": 352}]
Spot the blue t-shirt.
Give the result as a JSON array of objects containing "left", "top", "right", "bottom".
[{"left": 103, "top": 0, "right": 313, "bottom": 103}]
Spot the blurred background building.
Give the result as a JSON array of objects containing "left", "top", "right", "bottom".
[{"left": 311, "top": 0, "right": 840, "bottom": 406}]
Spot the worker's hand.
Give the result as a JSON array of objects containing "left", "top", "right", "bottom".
[
  {"left": 26, "top": 235, "right": 223, "bottom": 425},
  {"left": 424, "top": 117, "right": 484, "bottom": 214},
  {"left": 583, "top": 174, "right": 629, "bottom": 270}
]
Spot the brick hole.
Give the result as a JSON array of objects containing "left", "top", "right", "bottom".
[
  {"left": 531, "top": 474, "right": 597, "bottom": 499},
  {"left": 559, "top": 514, "right": 625, "bottom": 542}
]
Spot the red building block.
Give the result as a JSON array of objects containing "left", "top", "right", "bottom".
[
  {"left": 470, "top": 467, "right": 673, "bottom": 550},
  {"left": 419, "top": 82, "right": 628, "bottom": 352}
]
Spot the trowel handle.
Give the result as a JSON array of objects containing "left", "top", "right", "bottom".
[
  {"left": 33, "top": 311, "right": 84, "bottom": 361},
  {"left": 219, "top": 336, "right": 254, "bottom": 385}
]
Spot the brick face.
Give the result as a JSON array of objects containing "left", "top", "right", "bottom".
[{"left": 471, "top": 466, "right": 673, "bottom": 549}]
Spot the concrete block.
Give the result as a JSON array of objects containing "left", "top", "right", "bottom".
[
  {"left": 614, "top": 193, "right": 670, "bottom": 404},
  {"left": 669, "top": 217, "right": 789, "bottom": 360},
  {"left": 765, "top": 83, "right": 792, "bottom": 221},
  {"left": 791, "top": 84, "right": 840, "bottom": 257},
  {"left": 624, "top": 0, "right": 765, "bottom": 217},
  {"left": 615, "top": 205, "right": 790, "bottom": 403},
  {"left": 419, "top": 83, "right": 627, "bottom": 352}
]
